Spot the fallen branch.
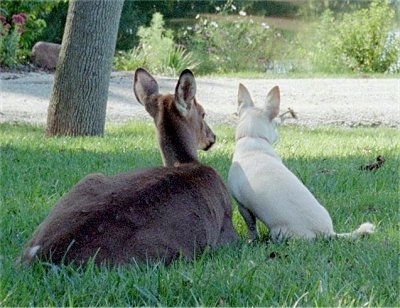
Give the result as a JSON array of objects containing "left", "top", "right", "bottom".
[{"left": 279, "top": 107, "right": 297, "bottom": 122}]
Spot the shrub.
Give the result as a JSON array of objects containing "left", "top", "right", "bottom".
[
  {"left": 338, "top": 0, "right": 399, "bottom": 73},
  {"left": 113, "top": 12, "right": 198, "bottom": 76},
  {"left": 35, "top": 1, "right": 68, "bottom": 45},
  {"left": 115, "top": 0, "right": 152, "bottom": 51},
  {"left": 178, "top": 4, "right": 293, "bottom": 74},
  {"left": 162, "top": 45, "right": 200, "bottom": 76},
  {"left": 306, "top": 0, "right": 400, "bottom": 74},
  {"left": 113, "top": 48, "right": 145, "bottom": 72},
  {"left": 302, "top": 10, "right": 345, "bottom": 74},
  {"left": 0, "top": 0, "right": 59, "bottom": 66},
  {"left": 0, "top": 13, "right": 27, "bottom": 67}
]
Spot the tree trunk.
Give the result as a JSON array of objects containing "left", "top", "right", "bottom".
[{"left": 46, "top": 0, "right": 124, "bottom": 136}]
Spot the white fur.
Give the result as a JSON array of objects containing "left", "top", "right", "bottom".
[
  {"left": 228, "top": 84, "right": 374, "bottom": 242},
  {"left": 28, "top": 245, "right": 41, "bottom": 258}
]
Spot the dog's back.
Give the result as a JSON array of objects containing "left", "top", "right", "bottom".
[
  {"left": 229, "top": 136, "right": 334, "bottom": 241},
  {"left": 228, "top": 84, "right": 373, "bottom": 242}
]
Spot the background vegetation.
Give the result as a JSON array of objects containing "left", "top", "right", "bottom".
[
  {"left": 1, "top": 122, "right": 399, "bottom": 306},
  {"left": 1, "top": 0, "right": 399, "bottom": 74}
]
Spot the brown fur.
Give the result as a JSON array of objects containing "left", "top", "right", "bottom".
[
  {"left": 19, "top": 68, "right": 237, "bottom": 266},
  {"left": 134, "top": 69, "right": 215, "bottom": 167},
  {"left": 30, "top": 41, "right": 61, "bottom": 70}
]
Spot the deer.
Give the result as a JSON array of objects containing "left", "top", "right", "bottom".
[{"left": 18, "top": 68, "right": 238, "bottom": 266}]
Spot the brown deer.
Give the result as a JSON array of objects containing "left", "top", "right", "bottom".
[{"left": 19, "top": 68, "right": 238, "bottom": 266}]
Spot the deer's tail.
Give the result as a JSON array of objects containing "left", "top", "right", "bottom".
[{"left": 334, "top": 222, "right": 375, "bottom": 239}]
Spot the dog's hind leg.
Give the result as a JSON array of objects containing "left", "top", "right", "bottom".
[{"left": 237, "top": 202, "right": 258, "bottom": 242}]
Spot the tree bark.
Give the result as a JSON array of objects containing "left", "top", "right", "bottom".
[{"left": 46, "top": 0, "right": 124, "bottom": 136}]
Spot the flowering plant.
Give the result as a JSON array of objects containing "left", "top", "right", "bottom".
[{"left": 0, "top": 13, "right": 27, "bottom": 67}]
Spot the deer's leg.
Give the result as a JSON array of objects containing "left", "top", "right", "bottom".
[
  {"left": 217, "top": 217, "right": 238, "bottom": 245},
  {"left": 237, "top": 202, "right": 258, "bottom": 242}
]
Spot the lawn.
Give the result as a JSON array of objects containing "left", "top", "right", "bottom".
[{"left": 1, "top": 121, "right": 398, "bottom": 306}]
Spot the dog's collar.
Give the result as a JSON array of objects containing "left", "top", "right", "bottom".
[{"left": 236, "top": 135, "right": 271, "bottom": 144}]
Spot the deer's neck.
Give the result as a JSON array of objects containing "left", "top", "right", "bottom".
[
  {"left": 158, "top": 137, "right": 199, "bottom": 167},
  {"left": 158, "top": 116, "right": 199, "bottom": 167}
]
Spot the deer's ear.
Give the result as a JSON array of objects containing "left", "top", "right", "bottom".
[
  {"left": 133, "top": 68, "right": 159, "bottom": 105},
  {"left": 264, "top": 86, "right": 280, "bottom": 120},
  {"left": 237, "top": 83, "right": 255, "bottom": 116},
  {"left": 175, "top": 69, "right": 196, "bottom": 117}
]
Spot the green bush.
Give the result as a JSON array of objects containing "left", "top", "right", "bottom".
[
  {"left": 298, "top": 0, "right": 370, "bottom": 20},
  {"left": 35, "top": 1, "right": 68, "bottom": 45},
  {"left": 178, "top": 4, "right": 293, "bottom": 74},
  {"left": 113, "top": 12, "right": 198, "bottom": 76},
  {"left": 338, "top": 0, "right": 399, "bottom": 73},
  {"left": 0, "top": 13, "right": 27, "bottom": 67},
  {"left": 115, "top": 1, "right": 152, "bottom": 51},
  {"left": 113, "top": 47, "right": 146, "bottom": 72},
  {"left": 306, "top": 0, "right": 400, "bottom": 74},
  {"left": 0, "top": 0, "right": 59, "bottom": 65},
  {"left": 299, "top": 10, "right": 345, "bottom": 74}
]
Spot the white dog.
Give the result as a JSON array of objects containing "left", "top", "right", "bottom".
[{"left": 228, "top": 84, "right": 374, "bottom": 242}]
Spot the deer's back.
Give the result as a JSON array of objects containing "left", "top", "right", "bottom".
[{"left": 21, "top": 163, "right": 237, "bottom": 265}]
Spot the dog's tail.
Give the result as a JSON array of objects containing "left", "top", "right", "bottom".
[{"left": 334, "top": 222, "right": 375, "bottom": 239}]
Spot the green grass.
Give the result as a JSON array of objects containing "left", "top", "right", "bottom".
[{"left": 1, "top": 122, "right": 399, "bottom": 306}]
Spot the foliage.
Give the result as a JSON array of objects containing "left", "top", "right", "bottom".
[
  {"left": 178, "top": 4, "right": 294, "bottom": 74},
  {"left": 303, "top": 0, "right": 400, "bottom": 74},
  {"left": 115, "top": 0, "right": 152, "bottom": 51},
  {"left": 0, "top": 13, "right": 26, "bottom": 67},
  {"left": 338, "top": 0, "right": 400, "bottom": 73},
  {"left": 35, "top": 0, "right": 301, "bottom": 52},
  {"left": 113, "top": 47, "right": 146, "bottom": 72},
  {"left": 240, "top": 0, "right": 299, "bottom": 17},
  {"left": 0, "top": 0, "right": 59, "bottom": 64},
  {"left": 3, "top": 0, "right": 398, "bottom": 75},
  {"left": 113, "top": 13, "right": 198, "bottom": 76},
  {"left": 35, "top": 1, "right": 68, "bottom": 45},
  {"left": 298, "top": 0, "right": 371, "bottom": 20},
  {"left": 162, "top": 44, "right": 200, "bottom": 76},
  {"left": 1, "top": 122, "right": 399, "bottom": 306}
]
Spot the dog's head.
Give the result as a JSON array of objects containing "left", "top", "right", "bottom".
[{"left": 235, "top": 83, "right": 280, "bottom": 144}]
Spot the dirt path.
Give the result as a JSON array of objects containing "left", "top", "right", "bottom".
[{"left": 1, "top": 71, "right": 399, "bottom": 127}]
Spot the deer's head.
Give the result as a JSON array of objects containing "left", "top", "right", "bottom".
[{"left": 134, "top": 68, "right": 216, "bottom": 166}]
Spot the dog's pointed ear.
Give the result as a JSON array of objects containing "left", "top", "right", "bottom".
[
  {"left": 175, "top": 69, "right": 196, "bottom": 117},
  {"left": 238, "top": 83, "right": 254, "bottom": 115},
  {"left": 133, "top": 68, "right": 159, "bottom": 105},
  {"left": 264, "top": 86, "right": 280, "bottom": 120}
]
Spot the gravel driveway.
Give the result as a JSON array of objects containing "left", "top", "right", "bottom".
[{"left": 1, "top": 71, "right": 399, "bottom": 127}]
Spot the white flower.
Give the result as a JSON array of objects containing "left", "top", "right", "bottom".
[
  {"left": 239, "top": 10, "right": 246, "bottom": 16},
  {"left": 261, "top": 22, "right": 270, "bottom": 29},
  {"left": 210, "top": 21, "right": 218, "bottom": 28}
]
